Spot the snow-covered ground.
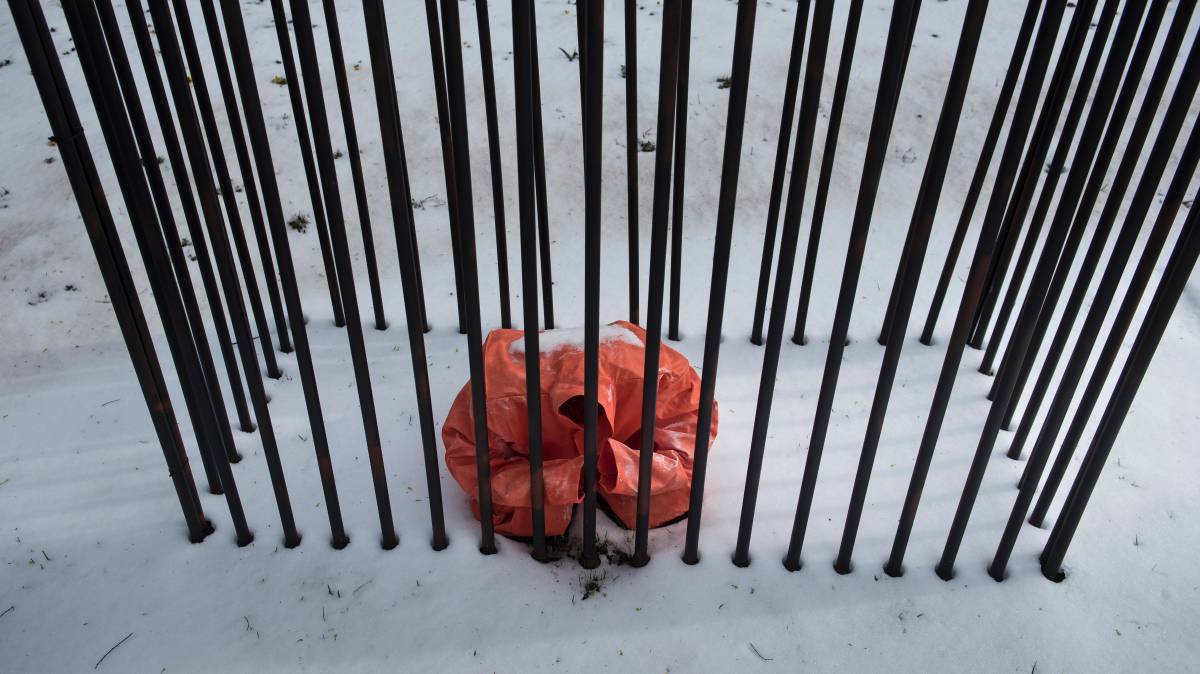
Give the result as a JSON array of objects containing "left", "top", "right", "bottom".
[{"left": 2, "top": 1, "right": 1199, "bottom": 671}]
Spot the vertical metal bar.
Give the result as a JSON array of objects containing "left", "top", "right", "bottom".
[
  {"left": 932, "top": 0, "right": 1099, "bottom": 581},
  {"left": 965, "top": 0, "right": 1096, "bottom": 353},
  {"left": 1040, "top": 204, "right": 1200, "bottom": 581},
  {"left": 631, "top": 0, "right": 684, "bottom": 568},
  {"left": 873, "top": 0, "right": 924, "bottom": 347},
  {"left": 511, "top": 0, "right": 548, "bottom": 562},
  {"left": 892, "top": 1, "right": 920, "bottom": 134},
  {"left": 1024, "top": 2, "right": 1195, "bottom": 516},
  {"left": 267, "top": 0, "right": 345, "bottom": 328},
  {"left": 753, "top": 1, "right": 811, "bottom": 345},
  {"left": 625, "top": 0, "right": 640, "bottom": 325},
  {"left": 359, "top": 0, "right": 449, "bottom": 550},
  {"left": 288, "top": 0, "right": 398, "bottom": 550},
  {"left": 319, "top": 0, "right": 388, "bottom": 331},
  {"left": 750, "top": 1, "right": 809, "bottom": 346},
  {"left": 218, "top": 0, "right": 350, "bottom": 549},
  {"left": 529, "top": 3, "right": 556, "bottom": 330},
  {"left": 834, "top": 0, "right": 988, "bottom": 575},
  {"left": 123, "top": 0, "right": 254, "bottom": 437},
  {"left": 667, "top": 1, "right": 692, "bottom": 343},
  {"left": 792, "top": 0, "right": 864, "bottom": 346},
  {"left": 439, "top": 0, "right": 497, "bottom": 554},
  {"left": 475, "top": 0, "right": 513, "bottom": 329},
  {"left": 422, "top": 0, "right": 469, "bottom": 334},
  {"left": 732, "top": 0, "right": 862, "bottom": 568},
  {"left": 147, "top": 0, "right": 289, "bottom": 541},
  {"left": 681, "top": 0, "right": 758, "bottom": 566},
  {"left": 10, "top": 0, "right": 210, "bottom": 543},
  {"left": 1034, "top": 156, "right": 1195, "bottom": 522},
  {"left": 780, "top": 0, "right": 908, "bottom": 572},
  {"left": 576, "top": 0, "right": 588, "bottom": 117},
  {"left": 992, "top": 119, "right": 1200, "bottom": 579},
  {"left": 975, "top": 0, "right": 1121, "bottom": 377},
  {"left": 95, "top": 0, "right": 240, "bottom": 484},
  {"left": 919, "top": 0, "right": 1041, "bottom": 345},
  {"left": 581, "top": 0, "right": 605, "bottom": 568},
  {"left": 194, "top": 0, "right": 293, "bottom": 355},
  {"left": 884, "top": 0, "right": 1069, "bottom": 578},
  {"left": 398, "top": 147, "right": 432, "bottom": 334},
  {"left": 1000, "top": 0, "right": 1181, "bottom": 446},
  {"left": 138, "top": 7, "right": 262, "bottom": 488},
  {"left": 76, "top": 0, "right": 256, "bottom": 545},
  {"left": 140, "top": 1, "right": 265, "bottom": 486},
  {"left": 171, "top": 0, "right": 282, "bottom": 378}
]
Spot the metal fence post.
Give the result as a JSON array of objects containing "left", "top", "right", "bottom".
[
  {"left": 834, "top": 0, "right": 988, "bottom": 574},
  {"left": 682, "top": 0, "right": 759, "bottom": 566},
  {"left": 632, "top": 0, "right": 685, "bottom": 568}
]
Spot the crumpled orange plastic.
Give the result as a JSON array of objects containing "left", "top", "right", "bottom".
[{"left": 442, "top": 320, "right": 717, "bottom": 537}]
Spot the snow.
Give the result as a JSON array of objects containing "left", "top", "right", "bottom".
[
  {"left": 508, "top": 322, "right": 642, "bottom": 354},
  {"left": 1, "top": 0, "right": 1199, "bottom": 671}
]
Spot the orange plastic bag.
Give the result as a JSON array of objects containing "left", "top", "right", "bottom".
[{"left": 442, "top": 320, "right": 717, "bottom": 537}]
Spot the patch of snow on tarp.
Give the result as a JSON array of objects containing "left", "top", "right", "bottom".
[{"left": 508, "top": 323, "right": 642, "bottom": 355}]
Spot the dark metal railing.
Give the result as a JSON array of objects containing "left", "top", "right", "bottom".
[{"left": 9, "top": 0, "right": 1198, "bottom": 584}]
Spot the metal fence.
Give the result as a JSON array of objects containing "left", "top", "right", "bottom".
[{"left": 8, "top": 0, "right": 1199, "bottom": 583}]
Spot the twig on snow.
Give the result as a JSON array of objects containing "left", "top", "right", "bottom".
[
  {"left": 94, "top": 632, "right": 133, "bottom": 669},
  {"left": 748, "top": 642, "right": 772, "bottom": 662}
]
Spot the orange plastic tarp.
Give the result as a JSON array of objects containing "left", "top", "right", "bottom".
[{"left": 442, "top": 320, "right": 717, "bottom": 537}]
